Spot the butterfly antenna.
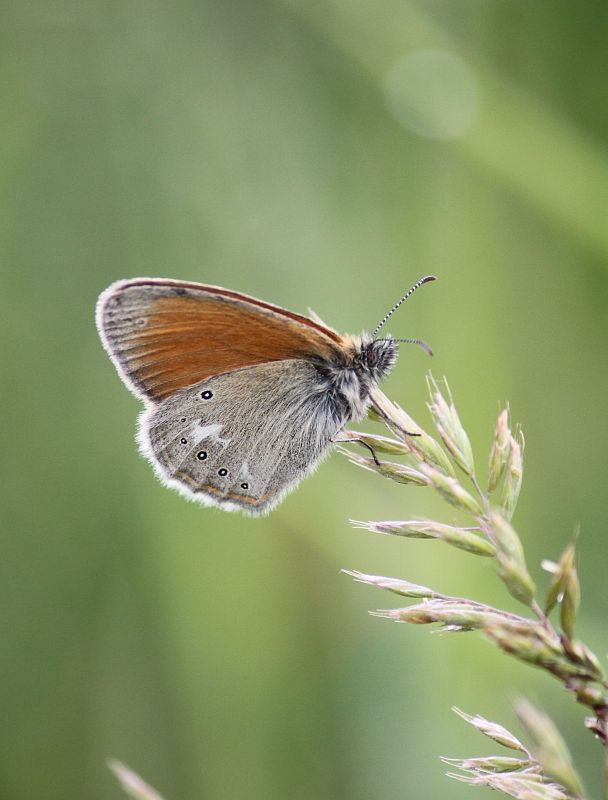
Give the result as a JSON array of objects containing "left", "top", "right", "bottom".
[
  {"left": 392, "top": 337, "right": 434, "bottom": 356},
  {"left": 372, "top": 275, "right": 436, "bottom": 338}
]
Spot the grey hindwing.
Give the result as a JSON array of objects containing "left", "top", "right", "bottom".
[{"left": 141, "top": 359, "right": 349, "bottom": 514}]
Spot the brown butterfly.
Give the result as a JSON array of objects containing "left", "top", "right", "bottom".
[{"left": 96, "top": 276, "right": 435, "bottom": 514}]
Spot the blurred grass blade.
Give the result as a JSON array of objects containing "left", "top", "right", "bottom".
[
  {"left": 289, "top": 0, "right": 608, "bottom": 257},
  {"left": 515, "top": 699, "right": 587, "bottom": 798},
  {"left": 108, "top": 760, "right": 167, "bottom": 800}
]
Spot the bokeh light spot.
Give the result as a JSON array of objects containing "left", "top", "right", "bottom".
[{"left": 384, "top": 50, "right": 479, "bottom": 140}]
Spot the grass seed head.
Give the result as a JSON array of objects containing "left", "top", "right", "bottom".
[
  {"left": 427, "top": 375, "right": 476, "bottom": 476},
  {"left": 452, "top": 708, "right": 530, "bottom": 753},
  {"left": 486, "top": 511, "right": 536, "bottom": 607},
  {"left": 351, "top": 519, "right": 495, "bottom": 556},
  {"left": 488, "top": 408, "right": 512, "bottom": 493},
  {"left": 369, "top": 387, "right": 455, "bottom": 475},
  {"left": 418, "top": 463, "right": 483, "bottom": 515},
  {"left": 343, "top": 570, "right": 440, "bottom": 599},
  {"left": 501, "top": 431, "right": 524, "bottom": 520}
]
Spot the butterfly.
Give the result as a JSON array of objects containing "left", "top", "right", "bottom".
[{"left": 95, "top": 276, "right": 435, "bottom": 515}]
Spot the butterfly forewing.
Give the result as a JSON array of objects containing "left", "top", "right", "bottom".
[
  {"left": 140, "top": 360, "right": 349, "bottom": 514},
  {"left": 97, "top": 279, "right": 344, "bottom": 402}
]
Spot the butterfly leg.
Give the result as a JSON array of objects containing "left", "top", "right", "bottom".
[{"left": 333, "top": 431, "right": 381, "bottom": 466}]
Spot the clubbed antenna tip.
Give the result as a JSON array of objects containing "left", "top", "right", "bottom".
[{"left": 373, "top": 275, "right": 437, "bottom": 338}]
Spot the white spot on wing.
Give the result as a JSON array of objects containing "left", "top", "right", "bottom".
[
  {"left": 189, "top": 422, "right": 231, "bottom": 447},
  {"left": 239, "top": 461, "right": 254, "bottom": 484}
]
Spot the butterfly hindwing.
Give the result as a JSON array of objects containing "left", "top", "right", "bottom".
[{"left": 139, "top": 360, "right": 349, "bottom": 514}]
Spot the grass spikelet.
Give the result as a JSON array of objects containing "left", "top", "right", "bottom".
[{"left": 345, "top": 374, "right": 608, "bottom": 797}]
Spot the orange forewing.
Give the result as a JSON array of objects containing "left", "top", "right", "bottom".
[{"left": 97, "top": 279, "right": 345, "bottom": 401}]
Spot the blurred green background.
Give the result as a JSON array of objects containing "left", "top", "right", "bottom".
[{"left": 2, "top": 1, "right": 607, "bottom": 798}]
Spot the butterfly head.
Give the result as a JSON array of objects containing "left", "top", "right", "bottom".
[
  {"left": 356, "top": 335, "right": 399, "bottom": 382},
  {"left": 356, "top": 274, "right": 436, "bottom": 382}
]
